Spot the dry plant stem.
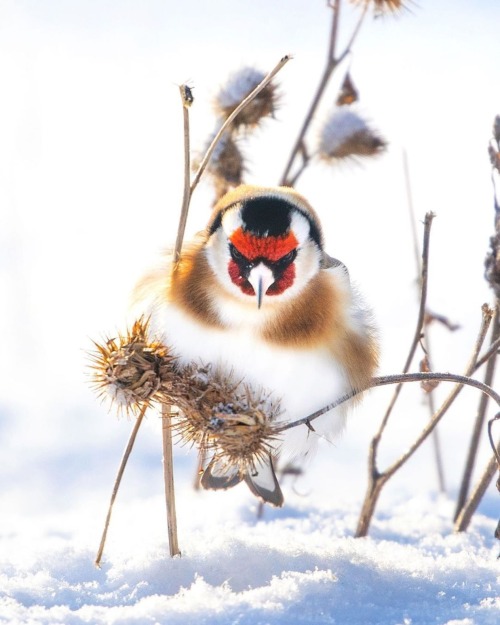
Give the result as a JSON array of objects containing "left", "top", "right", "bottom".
[
  {"left": 489, "top": 413, "right": 500, "bottom": 467},
  {"left": 173, "top": 89, "right": 192, "bottom": 264},
  {"left": 403, "top": 151, "right": 446, "bottom": 492},
  {"left": 354, "top": 306, "right": 493, "bottom": 538},
  {"left": 454, "top": 451, "right": 499, "bottom": 532},
  {"left": 279, "top": 0, "right": 368, "bottom": 186},
  {"left": 454, "top": 307, "right": 500, "bottom": 521},
  {"left": 376, "top": 212, "right": 435, "bottom": 440},
  {"left": 95, "top": 404, "right": 147, "bottom": 567},
  {"left": 474, "top": 333, "right": 500, "bottom": 371},
  {"left": 162, "top": 404, "right": 181, "bottom": 556},
  {"left": 279, "top": 371, "right": 500, "bottom": 434},
  {"left": 191, "top": 55, "right": 291, "bottom": 196}
]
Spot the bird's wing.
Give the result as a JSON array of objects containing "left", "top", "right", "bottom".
[
  {"left": 244, "top": 454, "right": 284, "bottom": 508},
  {"left": 201, "top": 457, "right": 244, "bottom": 490},
  {"left": 320, "top": 251, "right": 349, "bottom": 277}
]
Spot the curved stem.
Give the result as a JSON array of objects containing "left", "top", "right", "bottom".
[{"left": 277, "top": 371, "right": 500, "bottom": 434}]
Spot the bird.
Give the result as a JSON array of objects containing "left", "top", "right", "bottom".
[{"left": 135, "top": 184, "right": 378, "bottom": 507}]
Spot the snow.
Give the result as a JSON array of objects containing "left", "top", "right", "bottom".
[
  {"left": 1, "top": 471, "right": 499, "bottom": 624},
  {"left": 1, "top": 1, "right": 500, "bottom": 624}
]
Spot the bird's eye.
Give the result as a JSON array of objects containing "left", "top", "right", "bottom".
[
  {"left": 278, "top": 249, "right": 297, "bottom": 266},
  {"left": 229, "top": 244, "right": 247, "bottom": 263}
]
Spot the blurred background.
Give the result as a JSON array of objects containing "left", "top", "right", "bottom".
[{"left": 1, "top": 0, "right": 500, "bottom": 531}]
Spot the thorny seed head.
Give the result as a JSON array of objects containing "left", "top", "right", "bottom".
[
  {"left": 214, "top": 66, "right": 280, "bottom": 129},
  {"left": 89, "top": 320, "right": 283, "bottom": 476},
  {"left": 171, "top": 367, "right": 282, "bottom": 474},
  {"left": 88, "top": 317, "right": 177, "bottom": 415},
  {"left": 349, "top": 0, "right": 409, "bottom": 15},
  {"left": 198, "top": 127, "right": 245, "bottom": 200},
  {"left": 318, "top": 107, "right": 386, "bottom": 162}
]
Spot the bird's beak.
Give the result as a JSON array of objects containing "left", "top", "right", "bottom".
[{"left": 247, "top": 264, "right": 275, "bottom": 309}]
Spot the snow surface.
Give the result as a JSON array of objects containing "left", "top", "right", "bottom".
[
  {"left": 2, "top": 450, "right": 499, "bottom": 625},
  {"left": 2, "top": 462, "right": 500, "bottom": 625}
]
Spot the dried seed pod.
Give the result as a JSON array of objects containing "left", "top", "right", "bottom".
[
  {"left": 336, "top": 72, "right": 359, "bottom": 106},
  {"left": 88, "top": 317, "right": 177, "bottom": 415},
  {"left": 319, "top": 107, "right": 386, "bottom": 162},
  {"left": 89, "top": 320, "right": 282, "bottom": 481},
  {"left": 198, "top": 127, "right": 245, "bottom": 200},
  {"left": 172, "top": 365, "right": 282, "bottom": 475},
  {"left": 215, "top": 66, "right": 279, "bottom": 129},
  {"left": 493, "top": 115, "right": 500, "bottom": 146},
  {"left": 350, "top": 0, "right": 407, "bottom": 15}
]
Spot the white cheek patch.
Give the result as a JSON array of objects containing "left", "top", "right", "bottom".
[
  {"left": 221, "top": 206, "right": 243, "bottom": 237},
  {"left": 290, "top": 211, "right": 312, "bottom": 246}
]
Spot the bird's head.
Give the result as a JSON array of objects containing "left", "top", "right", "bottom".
[{"left": 205, "top": 185, "right": 324, "bottom": 308}]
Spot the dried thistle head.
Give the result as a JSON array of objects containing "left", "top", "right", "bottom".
[
  {"left": 318, "top": 107, "right": 386, "bottom": 162},
  {"left": 485, "top": 114, "right": 500, "bottom": 298},
  {"left": 214, "top": 67, "right": 280, "bottom": 130},
  {"left": 172, "top": 364, "right": 281, "bottom": 475},
  {"left": 350, "top": 0, "right": 408, "bottom": 15},
  {"left": 200, "top": 129, "right": 245, "bottom": 200},
  {"left": 88, "top": 317, "right": 176, "bottom": 415},
  {"left": 489, "top": 115, "right": 500, "bottom": 174},
  {"left": 336, "top": 72, "right": 359, "bottom": 106}
]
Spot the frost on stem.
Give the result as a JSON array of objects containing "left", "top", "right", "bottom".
[{"left": 318, "top": 106, "right": 386, "bottom": 162}]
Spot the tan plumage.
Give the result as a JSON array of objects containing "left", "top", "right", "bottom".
[{"left": 135, "top": 185, "right": 378, "bottom": 506}]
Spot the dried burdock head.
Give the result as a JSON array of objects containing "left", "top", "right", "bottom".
[
  {"left": 489, "top": 116, "right": 500, "bottom": 175},
  {"left": 318, "top": 107, "right": 386, "bottom": 162},
  {"left": 214, "top": 67, "right": 280, "bottom": 130},
  {"left": 200, "top": 128, "right": 245, "bottom": 200},
  {"left": 350, "top": 0, "right": 408, "bottom": 15},
  {"left": 493, "top": 115, "right": 500, "bottom": 146},
  {"left": 88, "top": 317, "right": 176, "bottom": 415},
  {"left": 172, "top": 365, "right": 282, "bottom": 476},
  {"left": 336, "top": 72, "right": 359, "bottom": 106},
  {"left": 488, "top": 144, "right": 500, "bottom": 174}
]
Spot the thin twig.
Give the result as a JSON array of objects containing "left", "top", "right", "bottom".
[
  {"left": 173, "top": 86, "right": 192, "bottom": 264},
  {"left": 474, "top": 333, "right": 500, "bottom": 371},
  {"left": 191, "top": 55, "right": 291, "bottom": 196},
  {"left": 278, "top": 371, "right": 500, "bottom": 434},
  {"left": 279, "top": 1, "right": 368, "bottom": 186},
  {"left": 375, "top": 212, "right": 435, "bottom": 441},
  {"left": 403, "top": 150, "right": 446, "bottom": 492},
  {"left": 455, "top": 307, "right": 500, "bottom": 521},
  {"left": 95, "top": 404, "right": 148, "bottom": 567},
  {"left": 489, "top": 412, "right": 500, "bottom": 468},
  {"left": 454, "top": 452, "right": 499, "bottom": 532},
  {"left": 162, "top": 404, "right": 181, "bottom": 556}
]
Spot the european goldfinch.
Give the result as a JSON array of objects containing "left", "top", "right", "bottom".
[{"left": 136, "top": 185, "right": 378, "bottom": 506}]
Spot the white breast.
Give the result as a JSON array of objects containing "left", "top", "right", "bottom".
[{"left": 153, "top": 304, "right": 350, "bottom": 462}]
